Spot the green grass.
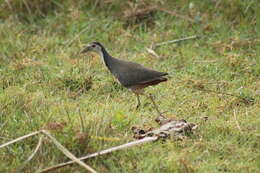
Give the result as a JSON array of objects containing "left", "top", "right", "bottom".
[{"left": 0, "top": 0, "right": 259, "bottom": 172}]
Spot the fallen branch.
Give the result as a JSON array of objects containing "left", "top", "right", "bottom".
[
  {"left": 40, "top": 119, "right": 197, "bottom": 172},
  {"left": 153, "top": 35, "right": 199, "bottom": 49},
  {"left": 1, "top": 130, "right": 97, "bottom": 173},
  {"left": 1, "top": 118, "right": 197, "bottom": 173},
  {"left": 38, "top": 136, "right": 158, "bottom": 173},
  {"left": 146, "top": 35, "right": 199, "bottom": 58},
  {"left": 41, "top": 130, "right": 97, "bottom": 173}
]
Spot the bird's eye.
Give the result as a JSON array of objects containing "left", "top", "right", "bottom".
[{"left": 92, "top": 45, "right": 96, "bottom": 48}]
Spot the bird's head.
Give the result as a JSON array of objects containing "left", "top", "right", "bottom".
[{"left": 80, "top": 42, "right": 103, "bottom": 54}]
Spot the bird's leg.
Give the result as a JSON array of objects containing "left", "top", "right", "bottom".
[
  {"left": 131, "top": 88, "right": 143, "bottom": 110},
  {"left": 146, "top": 93, "right": 164, "bottom": 117},
  {"left": 135, "top": 94, "right": 141, "bottom": 110}
]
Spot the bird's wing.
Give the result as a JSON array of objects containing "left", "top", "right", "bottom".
[{"left": 111, "top": 59, "right": 167, "bottom": 88}]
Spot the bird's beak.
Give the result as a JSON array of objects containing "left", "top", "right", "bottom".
[{"left": 80, "top": 46, "right": 91, "bottom": 54}]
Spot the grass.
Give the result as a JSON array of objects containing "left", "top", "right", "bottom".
[{"left": 0, "top": 0, "right": 259, "bottom": 172}]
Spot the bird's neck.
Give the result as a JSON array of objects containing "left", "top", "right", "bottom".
[{"left": 99, "top": 47, "right": 114, "bottom": 71}]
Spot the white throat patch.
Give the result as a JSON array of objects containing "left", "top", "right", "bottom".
[{"left": 98, "top": 51, "right": 106, "bottom": 66}]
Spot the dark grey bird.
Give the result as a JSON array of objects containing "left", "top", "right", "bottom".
[{"left": 81, "top": 42, "right": 168, "bottom": 116}]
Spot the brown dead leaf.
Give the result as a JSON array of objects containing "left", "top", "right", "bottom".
[
  {"left": 123, "top": 1, "right": 157, "bottom": 27},
  {"left": 44, "top": 121, "right": 66, "bottom": 131},
  {"left": 11, "top": 58, "right": 43, "bottom": 70},
  {"left": 185, "top": 79, "right": 205, "bottom": 90},
  {"left": 75, "top": 132, "right": 88, "bottom": 142},
  {"left": 211, "top": 38, "right": 259, "bottom": 55}
]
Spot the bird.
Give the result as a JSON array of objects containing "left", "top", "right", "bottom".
[{"left": 80, "top": 41, "right": 168, "bottom": 116}]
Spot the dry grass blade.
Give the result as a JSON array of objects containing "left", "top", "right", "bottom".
[
  {"left": 78, "top": 107, "right": 86, "bottom": 133},
  {"left": 233, "top": 110, "right": 242, "bottom": 132},
  {"left": 157, "top": 7, "right": 194, "bottom": 22},
  {"left": 4, "top": 0, "right": 13, "bottom": 10},
  {"left": 41, "top": 130, "right": 97, "bottom": 173},
  {"left": 192, "top": 87, "right": 254, "bottom": 104},
  {"left": 16, "top": 135, "right": 43, "bottom": 172},
  {"left": 63, "top": 25, "right": 90, "bottom": 47},
  {"left": 38, "top": 136, "right": 158, "bottom": 173},
  {"left": 0, "top": 131, "right": 41, "bottom": 149}
]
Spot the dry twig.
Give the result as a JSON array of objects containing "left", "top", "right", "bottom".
[
  {"left": 153, "top": 35, "right": 199, "bottom": 49},
  {"left": 0, "top": 130, "right": 97, "bottom": 173},
  {"left": 1, "top": 118, "right": 197, "bottom": 173},
  {"left": 0, "top": 131, "right": 41, "bottom": 149},
  {"left": 40, "top": 119, "right": 197, "bottom": 172},
  {"left": 146, "top": 35, "right": 199, "bottom": 58},
  {"left": 146, "top": 47, "right": 160, "bottom": 58},
  {"left": 41, "top": 130, "right": 97, "bottom": 173},
  {"left": 38, "top": 136, "right": 158, "bottom": 173},
  {"left": 16, "top": 135, "right": 43, "bottom": 172}
]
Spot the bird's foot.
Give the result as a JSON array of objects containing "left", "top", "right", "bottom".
[{"left": 135, "top": 103, "right": 141, "bottom": 110}]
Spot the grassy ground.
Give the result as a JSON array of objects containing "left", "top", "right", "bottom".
[{"left": 0, "top": 0, "right": 259, "bottom": 172}]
